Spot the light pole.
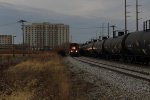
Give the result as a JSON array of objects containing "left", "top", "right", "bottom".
[
  {"left": 18, "top": 20, "right": 27, "bottom": 56},
  {"left": 12, "top": 36, "right": 16, "bottom": 57}
]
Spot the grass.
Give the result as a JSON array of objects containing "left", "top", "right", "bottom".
[{"left": 0, "top": 53, "right": 71, "bottom": 100}]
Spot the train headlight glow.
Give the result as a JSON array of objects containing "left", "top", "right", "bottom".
[
  {"left": 71, "top": 50, "right": 73, "bottom": 53},
  {"left": 72, "top": 47, "right": 76, "bottom": 50},
  {"left": 76, "top": 50, "right": 78, "bottom": 52}
]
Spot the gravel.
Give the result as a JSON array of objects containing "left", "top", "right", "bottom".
[{"left": 65, "top": 57, "right": 150, "bottom": 100}]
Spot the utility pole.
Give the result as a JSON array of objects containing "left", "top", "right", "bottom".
[
  {"left": 12, "top": 36, "right": 16, "bottom": 57},
  {"left": 124, "top": 0, "right": 131, "bottom": 34},
  {"left": 136, "top": 0, "right": 142, "bottom": 31},
  {"left": 110, "top": 25, "right": 116, "bottom": 38},
  {"left": 136, "top": 0, "right": 138, "bottom": 31},
  {"left": 18, "top": 20, "right": 27, "bottom": 56},
  {"left": 125, "top": 0, "right": 127, "bottom": 34},
  {"left": 101, "top": 23, "right": 104, "bottom": 38},
  {"left": 97, "top": 25, "right": 107, "bottom": 40},
  {"left": 108, "top": 23, "right": 110, "bottom": 38},
  {"left": 96, "top": 31, "right": 98, "bottom": 40}
]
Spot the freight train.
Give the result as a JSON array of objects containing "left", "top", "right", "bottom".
[{"left": 80, "top": 20, "right": 150, "bottom": 65}]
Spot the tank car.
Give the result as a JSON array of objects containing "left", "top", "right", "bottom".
[
  {"left": 92, "top": 40, "right": 105, "bottom": 57},
  {"left": 124, "top": 31, "right": 150, "bottom": 63},
  {"left": 80, "top": 42, "right": 94, "bottom": 56},
  {"left": 103, "top": 34, "right": 129, "bottom": 60},
  {"left": 78, "top": 44, "right": 86, "bottom": 56},
  {"left": 87, "top": 42, "right": 95, "bottom": 57}
]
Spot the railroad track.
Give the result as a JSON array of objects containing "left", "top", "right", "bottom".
[{"left": 73, "top": 57, "right": 150, "bottom": 82}]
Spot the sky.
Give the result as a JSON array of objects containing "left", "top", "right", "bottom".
[{"left": 0, "top": 0, "right": 150, "bottom": 43}]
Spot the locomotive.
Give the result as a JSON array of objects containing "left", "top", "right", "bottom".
[
  {"left": 57, "top": 42, "right": 80, "bottom": 56},
  {"left": 80, "top": 20, "right": 150, "bottom": 64},
  {"left": 69, "top": 43, "right": 79, "bottom": 56}
]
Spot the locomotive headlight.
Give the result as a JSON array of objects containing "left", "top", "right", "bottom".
[
  {"left": 75, "top": 50, "right": 78, "bottom": 52},
  {"left": 71, "top": 50, "right": 73, "bottom": 52}
]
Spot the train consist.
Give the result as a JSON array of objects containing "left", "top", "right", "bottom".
[{"left": 80, "top": 21, "right": 150, "bottom": 64}]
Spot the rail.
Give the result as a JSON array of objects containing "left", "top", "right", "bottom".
[{"left": 73, "top": 57, "right": 150, "bottom": 82}]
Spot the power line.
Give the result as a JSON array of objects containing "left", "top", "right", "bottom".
[
  {"left": 0, "top": 22, "right": 18, "bottom": 27},
  {"left": 70, "top": 26, "right": 107, "bottom": 29}
]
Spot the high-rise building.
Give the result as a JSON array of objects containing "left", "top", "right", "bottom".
[
  {"left": 0, "top": 35, "right": 12, "bottom": 49},
  {"left": 24, "top": 22, "right": 69, "bottom": 50}
]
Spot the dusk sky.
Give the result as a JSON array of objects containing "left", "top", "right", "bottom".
[{"left": 0, "top": 0, "right": 150, "bottom": 43}]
